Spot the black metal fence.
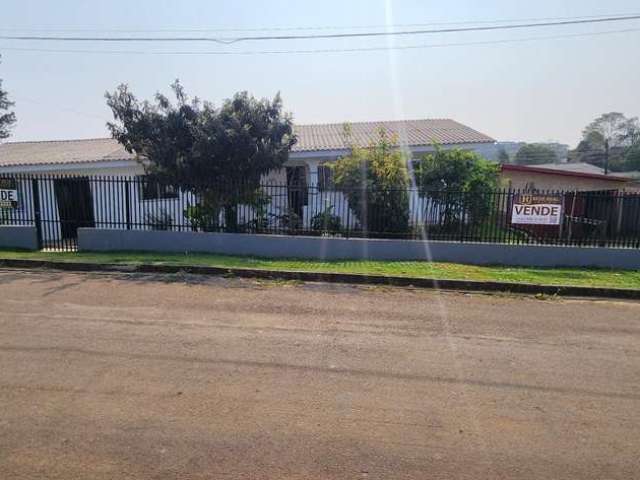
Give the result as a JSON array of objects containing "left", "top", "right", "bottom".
[{"left": 1, "top": 174, "right": 640, "bottom": 252}]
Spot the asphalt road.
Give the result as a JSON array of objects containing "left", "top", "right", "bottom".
[{"left": 1, "top": 269, "right": 639, "bottom": 479}]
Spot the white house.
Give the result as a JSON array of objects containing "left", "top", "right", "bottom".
[{"left": 0, "top": 118, "right": 497, "bottom": 243}]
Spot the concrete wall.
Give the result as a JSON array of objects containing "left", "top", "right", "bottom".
[
  {"left": 78, "top": 228, "right": 640, "bottom": 269},
  {"left": 0, "top": 226, "right": 39, "bottom": 250}
]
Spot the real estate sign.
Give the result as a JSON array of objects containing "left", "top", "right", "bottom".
[
  {"left": 512, "top": 194, "right": 563, "bottom": 225},
  {"left": 0, "top": 179, "right": 19, "bottom": 209}
]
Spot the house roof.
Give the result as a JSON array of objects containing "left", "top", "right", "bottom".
[
  {"left": 533, "top": 162, "right": 606, "bottom": 175},
  {"left": 0, "top": 118, "right": 495, "bottom": 168},
  {"left": 291, "top": 119, "right": 495, "bottom": 152},
  {"left": 0, "top": 138, "right": 134, "bottom": 168},
  {"left": 615, "top": 171, "right": 640, "bottom": 180},
  {"left": 501, "top": 164, "right": 630, "bottom": 183}
]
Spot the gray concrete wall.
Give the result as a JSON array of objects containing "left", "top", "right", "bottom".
[
  {"left": 0, "top": 226, "right": 39, "bottom": 250},
  {"left": 78, "top": 228, "right": 640, "bottom": 269}
]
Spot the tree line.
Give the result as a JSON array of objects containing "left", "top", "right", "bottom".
[
  {"left": 571, "top": 112, "right": 640, "bottom": 173},
  {"left": 499, "top": 112, "right": 640, "bottom": 172}
]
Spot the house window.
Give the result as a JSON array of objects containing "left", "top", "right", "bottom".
[
  {"left": 524, "top": 182, "right": 537, "bottom": 192},
  {"left": 139, "top": 178, "right": 178, "bottom": 201},
  {"left": 317, "top": 165, "right": 334, "bottom": 191}
]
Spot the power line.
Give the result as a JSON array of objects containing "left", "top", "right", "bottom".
[
  {"left": 1, "top": 27, "right": 638, "bottom": 56},
  {"left": 0, "top": 14, "right": 639, "bottom": 44},
  {"left": 0, "top": 12, "right": 637, "bottom": 34}
]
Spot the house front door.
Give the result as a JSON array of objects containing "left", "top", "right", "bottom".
[
  {"left": 54, "top": 178, "right": 95, "bottom": 240},
  {"left": 286, "top": 166, "right": 308, "bottom": 223}
]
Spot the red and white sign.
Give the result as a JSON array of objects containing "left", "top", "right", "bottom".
[{"left": 512, "top": 194, "right": 563, "bottom": 225}]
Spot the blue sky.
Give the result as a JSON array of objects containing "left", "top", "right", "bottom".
[{"left": 1, "top": 0, "right": 639, "bottom": 146}]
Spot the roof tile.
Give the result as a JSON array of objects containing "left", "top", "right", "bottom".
[
  {"left": 0, "top": 119, "right": 495, "bottom": 167},
  {"left": 291, "top": 119, "right": 494, "bottom": 152},
  {"left": 0, "top": 138, "right": 134, "bottom": 168}
]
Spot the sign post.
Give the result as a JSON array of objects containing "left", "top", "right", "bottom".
[
  {"left": 511, "top": 193, "right": 563, "bottom": 225},
  {"left": 0, "top": 179, "right": 19, "bottom": 209}
]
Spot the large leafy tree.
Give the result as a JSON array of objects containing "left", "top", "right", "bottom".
[
  {"left": 572, "top": 113, "right": 640, "bottom": 172},
  {"left": 496, "top": 147, "right": 510, "bottom": 164},
  {"left": 331, "top": 127, "right": 410, "bottom": 235},
  {"left": 414, "top": 147, "right": 500, "bottom": 231},
  {"left": 624, "top": 145, "right": 640, "bottom": 172},
  {"left": 514, "top": 143, "right": 558, "bottom": 165},
  {"left": 0, "top": 57, "right": 16, "bottom": 141},
  {"left": 582, "top": 112, "right": 638, "bottom": 147},
  {"left": 106, "top": 81, "right": 296, "bottom": 230}
]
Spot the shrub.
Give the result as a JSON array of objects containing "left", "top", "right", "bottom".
[
  {"left": 276, "top": 208, "right": 302, "bottom": 233},
  {"left": 414, "top": 147, "right": 500, "bottom": 231},
  {"left": 184, "top": 203, "right": 219, "bottom": 232},
  {"left": 332, "top": 127, "right": 410, "bottom": 235},
  {"left": 310, "top": 206, "right": 342, "bottom": 234}
]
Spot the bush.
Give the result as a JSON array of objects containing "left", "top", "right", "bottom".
[
  {"left": 276, "top": 208, "right": 302, "bottom": 233},
  {"left": 311, "top": 206, "right": 342, "bottom": 234},
  {"left": 184, "top": 203, "right": 219, "bottom": 232},
  {"left": 185, "top": 189, "right": 271, "bottom": 233},
  {"left": 414, "top": 147, "right": 500, "bottom": 231},
  {"left": 239, "top": 191, "right": 272, "bottom": 233},
  {"left": 332, "top": 127, "right": 410, "bottom": 235}
]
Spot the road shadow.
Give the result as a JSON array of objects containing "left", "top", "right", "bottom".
[{"left": 0, "top": 267, "right": 372, "bottom": 296}]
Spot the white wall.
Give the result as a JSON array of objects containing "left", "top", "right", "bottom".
[
  {"left": 2, "top": 141, "right": 497, "bottom": 241},
  {"left": 89, "top": 177, "right": 204, "bottom": 234}
]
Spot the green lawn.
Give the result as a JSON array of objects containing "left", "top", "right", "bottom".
[{"left": 1, "top": 249, "right": 639, "bottom": 290}]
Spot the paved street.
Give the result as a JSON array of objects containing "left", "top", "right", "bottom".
[{"left": 1, "top": 269, "right": 639, "bottom": 479}]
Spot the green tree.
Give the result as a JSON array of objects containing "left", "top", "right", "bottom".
[
  {"left": 572, "top": 113, "right": 640, "bottom": 172},
  {"left": 414, "top": 147, "right": 500, "bottom": 230},
  {"left": 497, "top": 147, "right": 510, "bottom": 164},
  {"left": 106, "top": 81, "right": 295, "bottom": 231},
  {"left": 331, "top": 127, "right": 410, "bottom": 235},
  {"left": 0, "top": 57, "right": 16, "bottom": 141},
  {"left": 570, "top": 130, "right": 607, "bottom": 167},
  {"left": 624, "top": 145, "right": 640, "bottom": 171},
  {"left": 514, "top": 144, "right": 558, "bottom": 165},
  {"left": 582, "top": 112, "right": 639, "bottom": 147}
]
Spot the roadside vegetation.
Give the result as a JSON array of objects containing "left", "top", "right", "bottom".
[
  {"left": 106, "top": 81, "right": 295, "bottom": 232},
  {"left": 332, "top": 127, "right": 410, "bottom": 235},
  {"left": 1, "top": 250, "right": 638, "bottom": 290}
]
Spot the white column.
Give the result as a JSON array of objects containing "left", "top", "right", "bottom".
[
  {"left": 305, "top": 160, "right": 320, "bottom": 227},
  {"left": 307, "top": 160, "right": 320, "bottom": 187}
]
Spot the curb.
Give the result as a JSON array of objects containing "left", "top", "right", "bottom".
[{"left": 0, "top": 258, "right": 638, "bottom": 300}]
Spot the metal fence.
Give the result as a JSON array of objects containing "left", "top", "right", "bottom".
[{"left": 1, "top": 174, "right": 640, "bottom": 252}]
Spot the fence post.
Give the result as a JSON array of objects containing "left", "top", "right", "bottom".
[
  {"left": 459, "top": 191, "right": 465, "bottom": 243},
  {"left": 31, "top": 178, "right": 43, "bottom": 249},
  {"left": 124, "top": 179, "right": 131, "bottom": 230},
  {"left": 616, "top": 193, "right": 624, "bottom": 237}
]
